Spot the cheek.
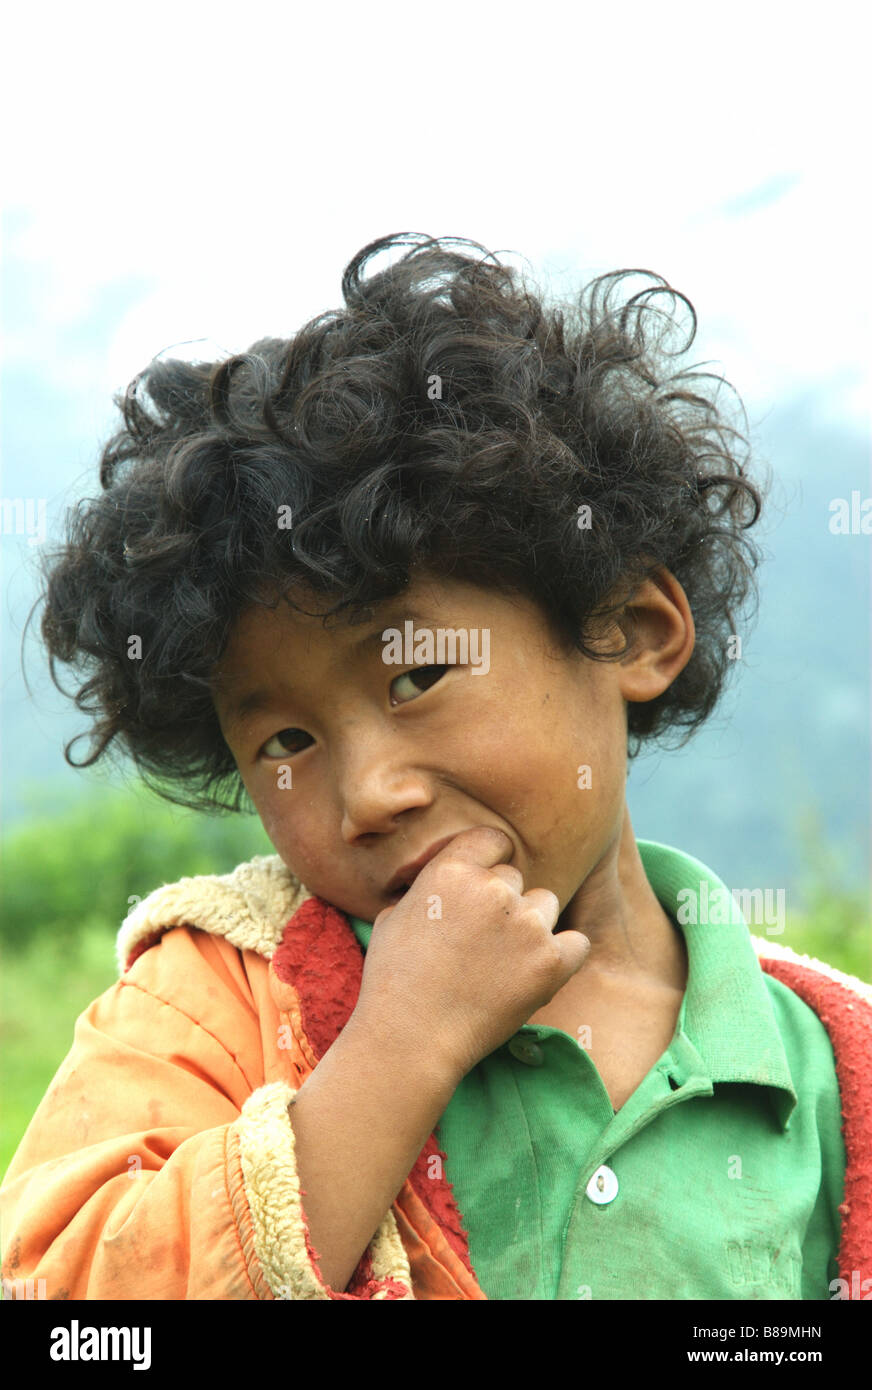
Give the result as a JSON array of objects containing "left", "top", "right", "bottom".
[
  {"left": 491, "top": 692, "right": 620, "bottom": 824},
  {"left": 248, "top": 781, "right": 325, "bottom": 878},
  {"left": 454, "top": 703, "right": 556, "bottom": 811},
  {"left": 274, "top": 825, "right": 331, "bottom": 885}
]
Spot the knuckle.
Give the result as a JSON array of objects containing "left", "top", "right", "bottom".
[
  {"left": 437, "top": 856, "right": 469, "bottom": 884},
  {"left": 520, "top": 896, "right": 555, "bottom": 931},
  {"left": 480, "top": 872, "right": 515, "bottom": 907},
  {"left": 491, "top": 864, "right": 524, "bottom": 890}
]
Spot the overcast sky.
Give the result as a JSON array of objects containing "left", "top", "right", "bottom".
[{"left": 2, "top": 0, "right": 869, "bottom": 437}]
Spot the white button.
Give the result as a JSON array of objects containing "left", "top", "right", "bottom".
[{"left": 585, "top": 1164, "right": 619, "bottom": 1204}]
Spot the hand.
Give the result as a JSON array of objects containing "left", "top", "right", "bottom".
[{"left": 352, "top": 826, "right": 591, "bottom": 1083}]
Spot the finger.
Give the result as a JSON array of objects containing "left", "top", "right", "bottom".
[
  {"left": 556, "top": 928, "right": 592, "bottom": 974},
  {"left": 520, "top": 886, "right": 562, "bottom": 930},
  {"left": 489, "top": 863, "right": 524, "bottom": 893},
  {"left": 437, "top": 826, "right": 514, "bottom": 871}
]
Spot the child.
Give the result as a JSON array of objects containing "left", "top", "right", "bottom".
[{"left": 2, "top": 233, "right": 870, "bottom": 1301}]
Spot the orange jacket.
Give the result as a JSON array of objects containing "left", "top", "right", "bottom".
[{"left": 2, "top": 853, "right": 871, "bottom": 1300}]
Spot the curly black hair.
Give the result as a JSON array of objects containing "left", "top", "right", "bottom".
[{"left": 28, "top": 231, "right": 768, "bottom": 815}]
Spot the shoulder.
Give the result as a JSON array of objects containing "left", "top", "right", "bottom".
[
  {"left": 115, "top": 852, "right": 311, "bottom": 975},
  {"left": 751, "top": 935, "right": 872, "bottom": 1008},
  {"left": 751, "top": 935, "right": 872, "bottom": 1109}
]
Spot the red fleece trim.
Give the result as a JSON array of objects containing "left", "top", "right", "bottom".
[
  {"left": 295, "top": 1183, "right": 409, "bottom": 1299},
  {"left": 759, "top": 957, "right": 872, "bottom": 1290},
  {"left": 124, "top": 929, "right": 167, "bottom": 972},
  {"left": 273, "top": 896, "right": 479, "bottom": 1280}
]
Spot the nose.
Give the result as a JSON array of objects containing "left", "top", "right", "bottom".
[{"left": 337, "top": 733, "right": 435, "bottom": 843}]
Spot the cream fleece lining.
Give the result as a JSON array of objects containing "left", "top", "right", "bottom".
[{"left": 235, "top": 1081, "right": 414, "bottom": 1299}]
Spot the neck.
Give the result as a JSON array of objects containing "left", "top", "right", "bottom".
[{"left": 558, "top": 806, "right": 688, "bottom": 994}]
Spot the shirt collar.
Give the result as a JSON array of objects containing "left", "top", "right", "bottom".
[
  {"left": 637, "top": 839, "right": 796, "bottom": 1129},
  {"left": 348, "top": 838, "right": 797, "bottom": 1129}
]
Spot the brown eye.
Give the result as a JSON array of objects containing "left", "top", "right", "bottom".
[
  {"left": 391, "top": 664, "right": 449, "bottom": 704},
  {"left": 261, "top": 728, "right": 313, "bottom": 758}
]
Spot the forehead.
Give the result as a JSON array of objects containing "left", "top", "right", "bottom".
[{"left": 218, "top": 572, "right": 531, "bottom": 659}]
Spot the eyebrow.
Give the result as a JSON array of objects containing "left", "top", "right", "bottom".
[{"left": 219, "top": 607, "right": 445, "bottom": 731}]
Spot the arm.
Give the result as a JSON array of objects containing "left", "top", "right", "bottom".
[
  {"left": 286, "top": 1012, "right": 460, "bottom": 1294},
  {"left": 0, "top": 925, "right": 458, "bottom": 1301},
  {"left": 0, "top": 991, "right": 249, "bottom": 1295},
  {"left": 0, "top": 927, "right": 443, "bottom": 1300}
]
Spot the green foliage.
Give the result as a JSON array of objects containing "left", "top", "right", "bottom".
[
  {"left": 778, "top": 899, "right": 871, "bottom": 984},
  {"left": 1, "top": 923, "right": 118, "bottom": 1181},
  {"left": 0, "top": 782, "right": 273, "bottom": 955},
  {"left": 1, "top": 782, "right": 273, "bottom": 1182}
]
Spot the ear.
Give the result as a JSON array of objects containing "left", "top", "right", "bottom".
[{"left": 611, "top": 568, "right": 695, "bottom": 705}]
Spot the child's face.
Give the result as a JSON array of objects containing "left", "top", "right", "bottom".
[{"left": 212, "top": 571, "right": 671, "bottom": 926}]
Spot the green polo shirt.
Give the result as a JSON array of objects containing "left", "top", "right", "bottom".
[{"left": 349, "top": 839, "right": 846, "bottom": 1300}]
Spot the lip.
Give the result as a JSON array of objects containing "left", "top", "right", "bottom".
[{"left": 385, "top": 834, "right": 464, "bottom": 896}]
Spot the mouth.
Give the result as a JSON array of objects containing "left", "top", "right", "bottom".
[{"left": 384, "top": 833, "right": 463, "bottom": 898}]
